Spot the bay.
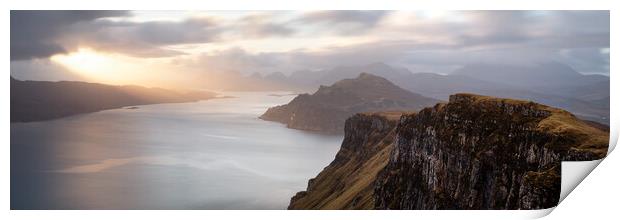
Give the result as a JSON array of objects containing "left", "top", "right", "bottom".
[{"left": 10, "top": 92, "right": 343, "bottom": 209}]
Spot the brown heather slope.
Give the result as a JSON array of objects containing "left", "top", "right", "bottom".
[
  {"left": 289, "top": 112, "right": 404, "bottom": 209},
  {"left": 290, "top": 93, "right": 608, "bottom": 210}
]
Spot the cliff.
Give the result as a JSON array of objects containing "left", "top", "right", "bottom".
[
  {"left": 289, "top": 112, "right": 403, "bottom": 209},
  {"left": 260, "top": 73, "right": 438, "bottom": 133},
  {"left": 10, "top": 77, "right": 216, "bottom": 122},
  {"left": 290, "top": 93, "right": 608, "bottom": 210}
]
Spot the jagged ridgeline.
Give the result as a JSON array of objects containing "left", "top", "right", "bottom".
[
  {"left": 289, "top": 93, "right": 608, "bottom": 210},
  {"left": 260, "top": 73, "right": 439, "bottom": 133}
]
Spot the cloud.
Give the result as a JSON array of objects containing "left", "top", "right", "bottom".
[
  {"left": 10, "top": 10, "right": 129, "bottom": 60},
  {"left": 65, "top": 17, "right": 222, "bottom": 57},
  {"left": 10, "top": 11, "right": 225, "bottom": 59},
  {"left": 10, "top": 10, "right": 611, "bottom": 79},
  {"left": 341, "top": 11, "right": 610, "bottom": 74},
  {"left": 299, "top": 10, "right": 389, "bottom": 26},
  {"left": 10, "top": 11, "right": 300, "bottom": 60},
  {"left": 177, "top": 47, "right": 284, "bottom": 75},
  {"left": 179, "top": 35, "right": 610, "bottom": 77},
  {"left": 296, "top": 11, "right": 390, "bottom": 35},
  {"left": 236, "top": 14, "right": 296, "bottom": 38},
  {"left": 464, "top": 11, "right": 608, "bottom": 49},
  {"left": 111, "top": 18, "right": 217, "bottom": 45},
  {"left": 557, "top": 48, "right": 610, "bottom": 74},
  {"left": 178, "top": 41, "right": 446, "bottom": 75}
]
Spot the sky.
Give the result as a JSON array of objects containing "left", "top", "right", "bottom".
[{"left": 10, "top": 10, "right": 610, "bottom": 88}]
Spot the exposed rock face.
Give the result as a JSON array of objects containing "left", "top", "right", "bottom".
[
  {"left": 290, "top": 93, "right": 608, "bottom": 210},
  {"left": 289, "top": 112, "right": 403, "bottom": 209},
  {"left": 376, "top": 94, "right": 607, "bottom": 210},
  {"left": 260, "top": 73, "right": 438, "bottom": 133}
]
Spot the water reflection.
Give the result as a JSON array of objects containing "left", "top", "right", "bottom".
[{"left": 11, "top": 92, "right": 343, "bottom": 209}]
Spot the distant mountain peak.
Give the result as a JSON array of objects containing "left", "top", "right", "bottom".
[
  {"left": 331, "top": 72, "right": 395, "bottom": 90},
  {"left": 454, "top": 61, "right": 581, "bottom": 76},
  {"left": 451, "top": 61, "right": 606, "bottom": 89},
  {"left": 358, "top": 72, "right": 376, "bottom": 78},
  {"left": 356, "top": 72, "right": 385, "bottom": 81},
  {"left": 260, "top": 74, "right": 439, "bottom": 133}
]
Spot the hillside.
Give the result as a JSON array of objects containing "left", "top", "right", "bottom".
[
  {"left": 259, "top": 73, "right": 438, "bottom": 133},
  {"left": 11, "top": 77, "right": 216, "bottom": 122}
]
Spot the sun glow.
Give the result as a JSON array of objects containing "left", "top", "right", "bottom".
[
  {"left": 51, "top": 48, "right": 130, "bottom": 82},
  {"left": 50, "top": 48, "right": 163, "bottom": 85},
  {"left": 50, "top": 48, "right": 204, "bottom": 89}
]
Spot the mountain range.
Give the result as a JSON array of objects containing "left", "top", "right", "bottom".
[{"left": 250, "top": 62, "right": 609, "bottom": 124}]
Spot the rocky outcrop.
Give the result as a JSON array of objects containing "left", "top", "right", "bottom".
[
  {"left": 374, "top": 94, "right": 607, "bottom": 210},
  {"left": 289, "top": 112, "right": 403, "bottom": 209},
  {"left": 290, "top": 93, "right": 608, "bottom": 210},
  {"left": 260, "top": 73, "right": 438, "bottom": 133}
]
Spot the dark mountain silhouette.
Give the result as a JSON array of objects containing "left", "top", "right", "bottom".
[
  {"left": 255, "top": 62, "right": 609, "bottom": 124},
  {"left": 260, "top": 73, "right": 438, "bottom": 133},
  {"left": 448, "top": 62, "right": 609, "bottom": 123},
  {"left": 10, "top": 77, "right": 216, "bottom": 122},
  {"left": 452, "top": 62, "right": 608, "bottom": 89},
  {"left": 285, "top": 62, "right": 411, "bottom": 88}
]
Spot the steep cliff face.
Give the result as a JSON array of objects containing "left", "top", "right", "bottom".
[
  {"left": 260, "top": 93, "right": 353, "bottom": 132},
  {"left": 374, "top": 94, "right": 608, "bottom": 210},
  {"left": 289, "top": 112, "right": 402, "bottom": 209},
  {"left": 260, "top": 73, "right": 438, "bottom": 133},
  {"left": 289, "top": 93, "right": 608, "bottom": 210}
]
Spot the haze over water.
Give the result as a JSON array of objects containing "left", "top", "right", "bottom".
[{"left": 11, "top": 92, "right": 343, "bottom": 209}]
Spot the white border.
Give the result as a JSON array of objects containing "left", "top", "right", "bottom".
[{"left": 2, "top": 1, "right": 617, "bottom": 219}]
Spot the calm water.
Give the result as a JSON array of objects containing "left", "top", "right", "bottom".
[{"left": 11, "top": 92, "right": 343, "bottom": 209}]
